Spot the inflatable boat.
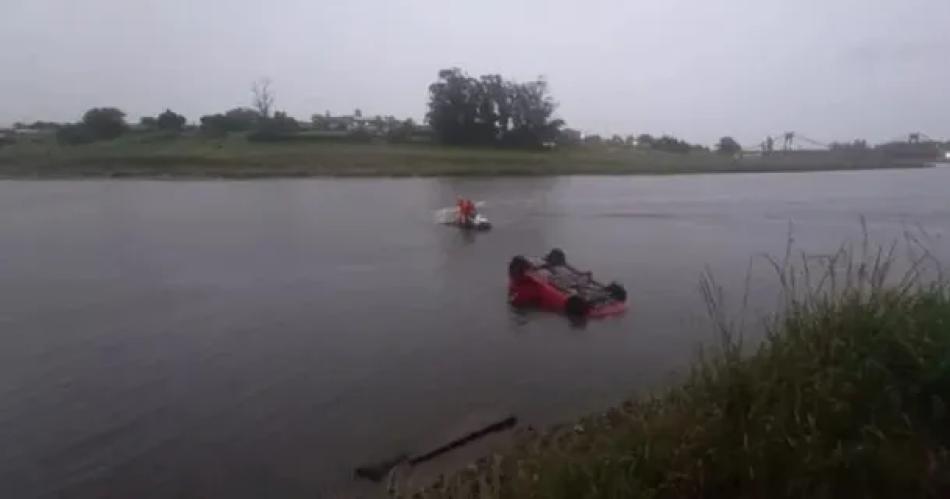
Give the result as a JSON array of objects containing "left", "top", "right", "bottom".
[{"left": 447, "top": 213, "right": 492, "bottom": 231}]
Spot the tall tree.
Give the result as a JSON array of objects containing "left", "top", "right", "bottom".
[
  {"left": 479, "top": 74, "right": 512, "bottom": 140},
  {"left": 426, "top": 68, "right": 482, "bottom": 145},
  {"left": 251, "top": 78, "right": 274, "bottom": 119},
  {"left": 426, "top": 68, "right": 563, "bottom": 148},
  {"left": 505, "top": 78, "right": 562, "bottom": 146}
]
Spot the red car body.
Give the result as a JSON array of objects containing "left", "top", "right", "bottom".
[{"left": 508, "top": 252, "right": 627, "bottom": 318}]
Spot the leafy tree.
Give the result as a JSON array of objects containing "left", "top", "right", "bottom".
[
  {"left": 636, "top": 134, "right": 655, "bottom": 149},
  {"left": 200, "top": 107, "right": 260, "bottom": 133},
  {"left": 607, "top": 134, "right": 625, "bottom": 146},
  {"left": 480, "top": 74, "right": 511, "bottom": 139},
  {"left": 426, "top": 68, "right": 563, "bottom": 148},
  {"left": 248, "top": 111, "right": 300, "bottom": 141},
  {"left": 82, "top": 107, "right": 127, "bottom": 140},
  {"left": 503, "top": 78, "right": 562, "bottom": 147},
  {"left": 250, "top": 111, "right": 298, "bottom": 137},
  {"left": 426, "top": 68, "right": 483, "bottom": 145},
  {"left": 653, "top": 135, "right": 693, "bottom": 153},
  {"left": 716, "top": 136, "right": 742, "bottom": 155},
  {"left": 224, "top": 108, "right": 260, "bottom": 129},
  {"left": 157, "top": 109, "right": 186, "bottom": 132}
]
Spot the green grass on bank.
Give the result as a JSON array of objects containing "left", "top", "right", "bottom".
[
  {"left": 0, "top": 132, "right": 903, "bottom": 178},
  {"left": 410, "top": 239, "right": 950, "bottom": 499}
]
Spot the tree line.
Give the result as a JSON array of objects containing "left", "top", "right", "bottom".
[
  {"left": 53, "top": 107, "right": 190, "bottom": 144},
  {"left": 15, "top": 70, "right": 801, "bottom": 156},
  {"left": 423, "top": 68, "right": 747, "bottom": 154},
  {"left": 560, "top": 132, "right": 742, "bottom": 155}
]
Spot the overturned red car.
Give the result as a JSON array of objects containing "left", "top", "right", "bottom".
[{"left": 508, "top": 249, "right": 627, "bottom": 318}]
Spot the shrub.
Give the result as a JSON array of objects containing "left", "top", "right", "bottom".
[
  {"left": 717, "top": 136, "right": 742, "bottom": 155},
  {"left": 56, "top": 124, "right": 96, "bottom": 145},
  {"left": 156, "top": 109, "right": 186, "bottom": 132},
  {"left": 82, "top": 107, "right": 127, "bottom": 140}
]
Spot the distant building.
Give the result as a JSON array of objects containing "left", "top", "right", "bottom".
[
  {"left": 11, "top": 127, "right": 53, "bottom": 136},
  {"left": 311, "top": 109, "right": 402, "bottom": 135},
  {"left": 311, "top": 112, "right": 355, "bottom": 131},
  {"left": 12, "top": 122, "right": 60, "bottom": 136}
]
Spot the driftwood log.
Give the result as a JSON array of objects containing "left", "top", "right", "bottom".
[{"left": 354, "top": 416, "right": 518, "bottom": 482}]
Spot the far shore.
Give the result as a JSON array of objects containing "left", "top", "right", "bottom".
[{"left": 0, "top": 133, "right": 931, "bottom": 179}]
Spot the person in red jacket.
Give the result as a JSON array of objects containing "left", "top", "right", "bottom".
[{"left": 456, "top": 197, "right": 476, "bottom": 226}]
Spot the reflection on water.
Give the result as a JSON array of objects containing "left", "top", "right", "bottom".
[{"left": 0, "top": 169, "right": 948, "bottom": 498}]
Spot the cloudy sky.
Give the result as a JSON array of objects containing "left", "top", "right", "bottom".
[{"left": 2, "top": 0, "right": 948, "bottom": 145}]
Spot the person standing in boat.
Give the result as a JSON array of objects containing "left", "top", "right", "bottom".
[{"left": 456, "top": 197, "right": 476, "bottom": 226}]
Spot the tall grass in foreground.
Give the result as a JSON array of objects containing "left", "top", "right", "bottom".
[{"left": 417, "top": 235, "right": 950, "bottom": 498}]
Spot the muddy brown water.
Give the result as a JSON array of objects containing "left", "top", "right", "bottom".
[{"left": 1, "top": 169, "right": 949, "bottom": 498}]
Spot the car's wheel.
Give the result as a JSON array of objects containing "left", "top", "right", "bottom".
[
  {"left": 509, "top": 256, "right": 530, "bottom": 279},
  {"left": 606, "top": 282, "right": 627, "bottom": 302},
  {"left": 545, "top": 248, "right": 566, "bottom": 266},
  {"left": 564, "top": 295, "right": 589, "bottom": 317}
]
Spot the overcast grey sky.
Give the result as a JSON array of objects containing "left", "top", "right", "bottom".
[{"left": 2, "top": 0, "right": 948, "bottom": 145}]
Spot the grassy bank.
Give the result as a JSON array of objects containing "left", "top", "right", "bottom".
[
  {"left": 407, "top": 242, "right": 950, "bottom": 498},
  {"left": 0, "top": 133, "right": 910, "bottom": 178}
]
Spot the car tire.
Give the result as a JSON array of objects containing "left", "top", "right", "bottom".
[
  {"left": 606, "top": 282, "right": 627, "bottom": 302},
  {"left": 509, "top": 256, "right": 530, "bottom": 279},
  {"left": 545, "top": 248, "right": 567, "bottom": 266},
  {"left": 565, "top": 295, "right": 589, "bottom": 317}
]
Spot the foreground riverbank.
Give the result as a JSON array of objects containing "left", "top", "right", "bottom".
[
  {"left": 0, "top": 134, "right": 915, "bottom": 178},
  {"left": 401, "top": 245, "right": 950, "bottom": 498}
]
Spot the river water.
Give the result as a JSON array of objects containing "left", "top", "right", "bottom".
[{"left": 1, "top": 169, "right": 949, "bottom": 498}]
